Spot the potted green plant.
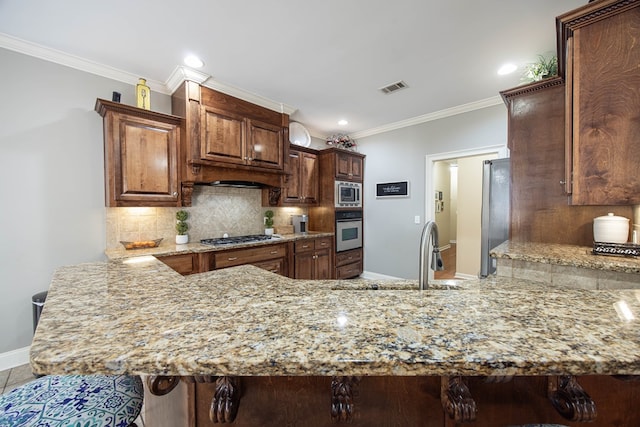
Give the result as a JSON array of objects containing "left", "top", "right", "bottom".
[
  {"left": 175, "top": 210, "right": 189, "bottom": 244},
  {"left": 521, "top": 54, "right": 558, "bottom": 83},
  {"left": 264, "top": 210, "right": 275, "bottom": 236}
]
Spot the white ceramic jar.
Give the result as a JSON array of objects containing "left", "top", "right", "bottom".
[{"left": 593, "top": 213, "right": 630, "bottom": 243}]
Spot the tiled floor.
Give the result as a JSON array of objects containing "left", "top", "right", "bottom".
[{"left": 0, "top": 363, "right": 145, "bottom": 426}]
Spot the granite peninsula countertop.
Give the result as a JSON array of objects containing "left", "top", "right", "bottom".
[
  {"left": 30, "top": 255, "right": 640, "bottom": 379},
  {"left": 105, "top": 231, "right": 334, "bottom": 260},
  {"left": 491, "top": 241, "right": 640, "bottom": 274}
]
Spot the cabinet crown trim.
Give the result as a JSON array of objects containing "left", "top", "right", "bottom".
[{"left": 95, "top": 98, "right": 182, "bottom": 124}]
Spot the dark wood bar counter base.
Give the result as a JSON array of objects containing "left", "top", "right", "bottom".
[{"left": 144, "top": 375, "right": 640, "bottom": 426}]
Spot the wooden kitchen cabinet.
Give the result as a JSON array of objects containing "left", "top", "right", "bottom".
[
  {"left": 335, "top": 248, "right": 363, "bottom": 279},
  {"left": 157, "top": 253, "right": 199, "bottom": 275},
  {"left": 200, "top": 104, "right": 284, "bottom": 170},
  {"left": 282, "top": 145, "right": 318, "bottom": 205},
  {"left": 559, "top": 0, "right": 640, "bottom": 205},
  {"left": 95, "top": 99, "right": 182, "bottom": 207},
  {"left": 171, "top": 82, "right": 288, "bottom": 206},
  {"left": 500, "top": 78, "right": 633, "bottom": 246},
  {"left": 336, "top": 150, "right": 363, "bottom": 181},
  {"left": 293, "top": 237, "right": 332, "bottom": 280},
  {"left": 213, "top": 243, "right": 288, "bottom": 276},
  {"left": 200, "top": 106, "right": 245, "bottom": 165}
]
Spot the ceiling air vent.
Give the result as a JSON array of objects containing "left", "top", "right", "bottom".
[{"left": 379, "top": 80, "right": 408, "bottom": 94}]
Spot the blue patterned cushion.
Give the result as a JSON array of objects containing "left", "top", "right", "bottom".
[{"left": 0, "top": 375, "right": 143, "bottom": 427}]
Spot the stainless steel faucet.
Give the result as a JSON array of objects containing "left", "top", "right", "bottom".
[{"left": 419, "top": 221, "right": 445, "bottom": 290}]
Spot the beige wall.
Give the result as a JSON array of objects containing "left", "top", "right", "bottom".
[
  {"left": 456, "top": 153, "right": 497, "bottom": 276},
  {"left": 433, "top": 161, "right": 452, "bottom": 247}
]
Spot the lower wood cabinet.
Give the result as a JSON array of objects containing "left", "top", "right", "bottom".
[
  {"left": 157, "top": 253, "right": 199, "bottom": 275},
  {"left": 156, "top": 238, "right": 337, "bottom": 279},
  {"left": 212, "top": 244, "right": 288, "bottom": 276},
  {"left": 335, "top": 248, "right": 363, "bottom": 279},
  {"left": 294, "top": 237, "right": 332, "bottom": 280}
]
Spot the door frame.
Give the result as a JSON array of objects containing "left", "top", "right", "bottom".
[{"left": 425, "top": 144, "right": 508, "bottom": 224}]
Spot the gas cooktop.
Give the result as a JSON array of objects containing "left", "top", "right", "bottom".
[{"left": 200, "top": 235, "right": 276, "bottom": 246}]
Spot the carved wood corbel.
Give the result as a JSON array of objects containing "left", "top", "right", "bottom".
[
  {"left": 210, "top": 376, "right": 241, "bottom": 423},
  {"left": 268, "top": 187, "right": 282, "bottom": 206},
  {"left": 548, "top": 375, "right": 597, "bottom": 422},
  {"left": 146, "top": 375, "right": 181, "bottom": 396},
  {"left": 441, "top": 376, "right": 477, "bottom": 423},
  {"left": 181, "top": 182, "right": 194, "bottom": 206},
  {"left": 331, "top": 376, "right": 359, "bottom": 422}
]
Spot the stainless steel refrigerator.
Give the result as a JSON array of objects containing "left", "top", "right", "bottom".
[{"left": 480, "top": 158, "right": 510, "bottom": 277}]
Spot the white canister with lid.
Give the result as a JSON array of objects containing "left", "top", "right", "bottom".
[{"left": 593, "top": 213, "right": 630, "bottom": 243}]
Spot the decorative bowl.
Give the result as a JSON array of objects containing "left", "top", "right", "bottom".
[{"left": 120, "top": 238, "right": 163, "bottom": 250}]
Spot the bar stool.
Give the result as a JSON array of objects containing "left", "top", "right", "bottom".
[{"left": 0, "top": 374, "right": 143, "bottom": 427}]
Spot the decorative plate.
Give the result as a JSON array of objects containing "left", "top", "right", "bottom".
[
  {"left": 289, "top": 122, "right": 311, "bottom": 147},
  {"left": 120, "top": 238, "right": 163, "bottom": 250}
]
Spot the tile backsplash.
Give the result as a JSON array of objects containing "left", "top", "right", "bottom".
[{"left": 106, "top": 186, "right": 306, "bottom": 249}]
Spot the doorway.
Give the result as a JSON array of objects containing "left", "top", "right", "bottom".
[{"left": 426, "top": 145, "right": 507, "bottom": 279}]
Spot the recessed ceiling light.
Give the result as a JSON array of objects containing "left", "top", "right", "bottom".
[
  {"left": 184, "top": 55, "right": 204, "bottom": 68},
  {"left": 338, "top": 119, "right": 348, "bottom": 126},
  {"left": 498, "top": 63, "right": 517, "bottom": 75}
]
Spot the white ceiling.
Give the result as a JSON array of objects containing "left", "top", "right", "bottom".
[{"left": 0, "top": 0, "right": 586, "bottom": 138}]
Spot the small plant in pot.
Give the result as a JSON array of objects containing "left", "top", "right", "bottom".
[
  {"left": 264, "top": 210, "right": 275, "bottom": 236},
  {"left": 175, "top": 210, "right": 189, "bottom": 244}
]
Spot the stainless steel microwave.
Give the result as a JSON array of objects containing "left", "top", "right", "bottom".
[{"left": 335, "top": 181, "right": 362, "bottom": 208}]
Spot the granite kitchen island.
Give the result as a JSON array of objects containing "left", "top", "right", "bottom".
[{"left": 30, "top": 254, "right": 640, "bottom": 426}]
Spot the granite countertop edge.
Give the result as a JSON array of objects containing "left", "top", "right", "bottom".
[
  {"left": 105, "top": 232, "right": 334, "bottom": 260},
  {"left": 30, "top": 254, "right": 640, "bottom": 378},
  {"left": 491, "top": 240, "right": 640, "bottom": 274}
]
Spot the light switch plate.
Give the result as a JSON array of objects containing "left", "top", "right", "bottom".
[{"left": 414, "top": 215, "right": 420, "bottom": 224}]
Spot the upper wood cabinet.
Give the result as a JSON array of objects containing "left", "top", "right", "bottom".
[
  {"left": 559, "top": 0, "right": 640, "bottom": 205},
  {"left": 172, "top": 82, "right": 288, "bottom": 199},
  {"left": 336, "top": 151, "right": 364, "bottom": 181},
  {"left": 95, "top": 99, "right": 182, "bottom": 207},
  {"left": 282, "top": 145, "right": 318, "bottom": 205},
  {"left": 500, "top": 78, "right": 634, "bottom": 246},
  {"left": 200, "top": 106, "right": 284, "bottom": 170}
]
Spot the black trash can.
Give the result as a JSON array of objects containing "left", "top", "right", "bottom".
[{"left": 32, "top": 291, "right": 48, "bottom": 333}]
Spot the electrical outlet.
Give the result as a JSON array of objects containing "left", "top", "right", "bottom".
[{"left": 414, "top": 215, "right": 420, "bottom": 224}]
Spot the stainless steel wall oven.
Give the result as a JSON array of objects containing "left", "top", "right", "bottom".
[{"left": 335, "top": 210, "right": 363, "bottom": 252}]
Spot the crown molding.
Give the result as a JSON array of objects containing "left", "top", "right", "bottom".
[
  {"left": 1, "top": 32, "right": 499, "bottom": 133},
  {"left": 350, "top": 96, "right": 504, "bottom": 140},
  {"left": 0, "top": 32, "right": 169, "bottom": 94},
  {"left": 165, "top": 66, "right": 211, "bottom": 93}
]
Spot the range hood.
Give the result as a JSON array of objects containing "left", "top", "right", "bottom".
[{"left": 207, "top": 180, "right": 263, "bottom": 188}]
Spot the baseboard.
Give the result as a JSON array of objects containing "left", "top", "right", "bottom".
[
  {"left": 0, "top": 346, "right": 30, "bottom": 371},
  {"left": 439, "top": 244, "right": 451, "bottom": 251},
  {"left": 360, "top": 271, "right": 406, "bottom": 280}
]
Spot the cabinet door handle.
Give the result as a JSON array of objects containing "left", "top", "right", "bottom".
[
  {"left": 172, "top": 192, "right": 178, "bottom": 197},
  {"left": 270, "top": 251, "right": 279, "bottom": 254},
  {"left": 302, "top": 245, "right": 310, "bottom": 249},
  {"left": 227, "top": 257, "right": 238, "bottom": 261}
]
